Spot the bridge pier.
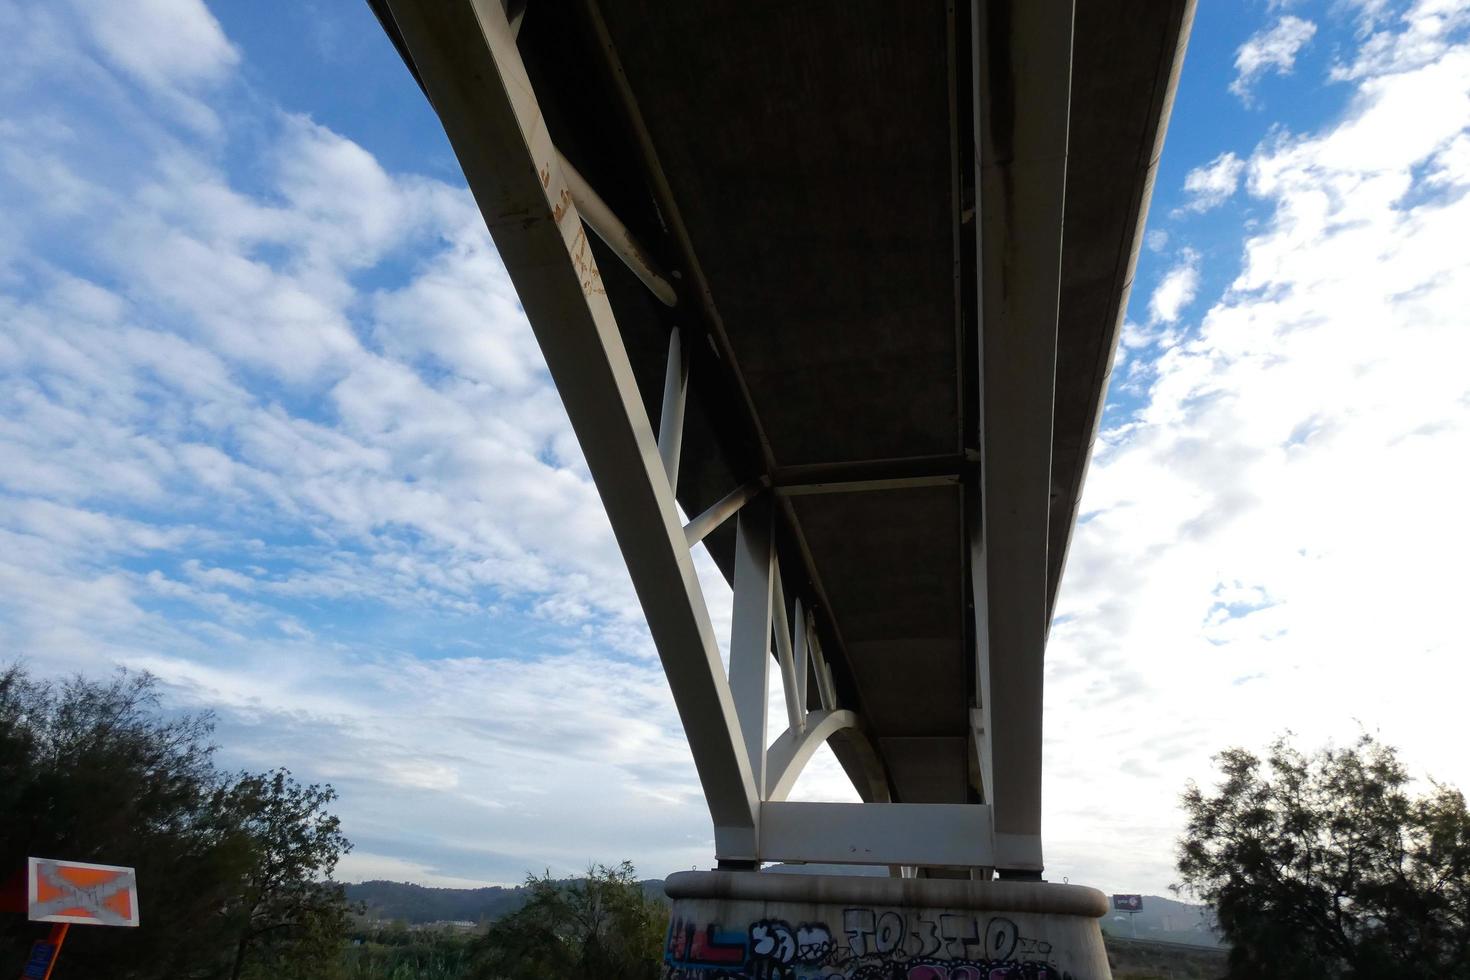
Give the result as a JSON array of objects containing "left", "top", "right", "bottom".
[{"left": 663, "top": 871, "right": 1111, "bottom": 980}]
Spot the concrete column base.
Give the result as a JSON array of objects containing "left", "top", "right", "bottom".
[{"left": 663, "top": 870, "right": 1110, "bottom": 979}]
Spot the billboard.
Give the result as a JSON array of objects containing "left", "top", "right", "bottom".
[{"left": 1111, "top": 894, "right": 1143, "bottom": 912}]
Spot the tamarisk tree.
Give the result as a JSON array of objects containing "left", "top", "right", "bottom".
[{"left": 1176, "top": 732, "right": 1470, "bottom": 978}]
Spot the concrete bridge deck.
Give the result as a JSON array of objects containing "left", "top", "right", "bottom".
[{"left": 371, "top": 0, "right": 1192, "bottom": 875}]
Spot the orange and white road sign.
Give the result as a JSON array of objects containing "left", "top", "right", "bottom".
[{"left": 27, "top": 858, "right": 139, "bottom": 927}]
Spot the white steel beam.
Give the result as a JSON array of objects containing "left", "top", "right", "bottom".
[
  {"left": 760, "top": 802, "right": 994, "bottom": 868},
  {"left": 728, "top": 497, "right": 775, "bottom": 802},
  {"left": 657, "top": 327, "right": 688, "bottom": 491},
  {"left": 556, "top": 152, "right": 678, "bottom": 308},
  {"left": 971, "top": 0, "right": 1075, "bottom": 874},
  {"left": 682, "top": 479, "right": 763, "bottom": 548},
  {"left": 970, "top": 706, "right": 992, "bottom": 806},
  {"left": 501, "top": 0, "right": 525, "bottom": 38},
  {"left": 380, "top": 0, "right": 759, "bottom": 855},
  {"left": 764, "top": 708, "right": 858, "bottom": 802},
  {"left": 770, "top": 566, "right": 803, "bottom": 736},
  {"left": 792, "top": 600, "right": 808, "bottom": 710},
  {"left": 810, "top": 627, "right": 837, "bottom": 712}
]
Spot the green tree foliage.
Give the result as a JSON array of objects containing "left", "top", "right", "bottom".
[
  {"left": 1176, "top": 732, "right": 1470, "bottom": 979},
  {"left": 344, "top": 924, "right": 477, "bottom": 980},
  {"left": 225, "top": 771, "right": 354, "bottom": 980},
  {"left": 470, "top": 862, "right": 666, "bottom": 980},
  {"left": 0, "top": 665, "right": 353, "bottom": 980}
]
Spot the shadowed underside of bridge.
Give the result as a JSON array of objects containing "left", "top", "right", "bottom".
[{"left": 372, "top": 0, "right": 1192, "bottom": 876}]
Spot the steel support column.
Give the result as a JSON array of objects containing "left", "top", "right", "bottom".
[
  {"left": 728, "top": 497, "right": 775, "bottom": 806},
  {"left": 657, "top": 327, "right": 689, "bottom": 491}
]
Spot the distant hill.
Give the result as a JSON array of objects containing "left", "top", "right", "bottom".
[
  {"left": 344, "top": 878, "right": 667, "bottom": 925},
  {"left": 345, "top": 880, "right": 528, "bottom": 924},
  {"left": 346, "top": 878, "right": 1223, "bottom": 951}
]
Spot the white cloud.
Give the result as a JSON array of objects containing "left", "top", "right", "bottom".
[
  {"left": 1146, "top": 248, "right": 1200, "bottom": 324},
  {"left": 1332, "top": 0, "right": 1470, "bottom": 79},
  {"left": 1231, "top": 16, "right": 1318, "bottom": 102},
  {"left": 1178, "top": 152, "right": 1245, "bottom": 213},
  {"left": 73, "top": 0, "right": 237, "bottom": 91},
  {"left": 1048, "top": 13, "right": 1470, "bottom": 892},
  {"left": 57, "top": 0, "right": 239, "bottom": 134},
  {"left": 0, "top": 0, "right": 744, "bottom": 887}
]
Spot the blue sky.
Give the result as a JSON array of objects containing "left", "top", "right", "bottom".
[{"left": 2, "top": 0, "right": 1468, "bottom": 893}]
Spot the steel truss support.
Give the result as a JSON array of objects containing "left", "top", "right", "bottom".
[
  {"left": 683, "top": 479, "right": 763, "bottom": 547},
  {"left": 557, "top": 152, "right": 678, "bottom": 307},
  {"left": 729, "top": 497, "right": 775, "bottom": 802},
  {"left": 657, "top": 327, "right": 688, "bottom": 491}
]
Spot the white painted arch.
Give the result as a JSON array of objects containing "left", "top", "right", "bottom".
[{"left": 765, "top": 709, "right": 890, "bottom": 803}]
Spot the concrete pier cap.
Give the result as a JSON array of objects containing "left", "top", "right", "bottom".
[{"left": 663, "top": 870, "right": 1111, "bottom": 979}]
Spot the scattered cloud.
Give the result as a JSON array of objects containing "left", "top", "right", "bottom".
[
  {"left": 1178, "top": 152, "right": 1246, "bottom": 214},
  {"left": 1147, "top": 249, "right": 1201, "bottom": 324},
  {"left": 1231, "top": 16, "right": 1318, "bottom": 103},
  {"left": 74, "top": 0, "right": 238, "bottom": 91},
  {"left": 1331, "top": 0, "right": 1470, "bottom": 79}
]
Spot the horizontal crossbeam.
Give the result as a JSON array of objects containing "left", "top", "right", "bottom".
[
  {"left": 772, "top": 454, "right": 971, "bottom": 497},
  {"left": 557, "top": 150, "right": 678, "bottom": 307},
  {"left": 759, "top": 802, "right": 993, "bottom": 868},
  {"left": 683, "top": 479, "right": 765, "bottom": 547}
]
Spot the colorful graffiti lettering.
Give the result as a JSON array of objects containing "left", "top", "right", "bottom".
[
  {"left": 661, "top": 908, "right": 1075, "bottom": 980},
  {"left": 666, "top": 916, "right": 748, "bottom": 972}
]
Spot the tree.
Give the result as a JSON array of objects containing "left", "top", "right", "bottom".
[
  {"left": 0, "top": 664, "right": 354, "bottom": 979},
  {"left": 470, "top": 862, "right": 665, "bottom": 980},
  {"left": 1176, "top": 732, "right": 1470, "bottom": 979},
  {"left": 222, "top": 770, "right": 354, "bottom": 980}
]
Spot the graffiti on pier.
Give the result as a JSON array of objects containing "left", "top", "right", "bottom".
[
  {"left": 663, "top": 908, "right": 1077, "bottom": 980},
  {"left": 666, "top": 916, "right": 749, "bottom": 972}
]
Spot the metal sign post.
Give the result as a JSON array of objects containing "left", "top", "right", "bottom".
[
  {"left": 19, "top": 924, "right": 68, "bottom": 980},
  {"left": 1111, "top": 894, "right": 1144, "bottom": 939}
]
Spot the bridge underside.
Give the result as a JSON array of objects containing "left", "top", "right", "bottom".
[{"left": 373, "top": 0, "right": 1192, "bottom": 874}]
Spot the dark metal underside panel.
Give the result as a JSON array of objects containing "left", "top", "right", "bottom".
[{"left": 599, "top": 1, "right": 959, "bottom": 468}]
